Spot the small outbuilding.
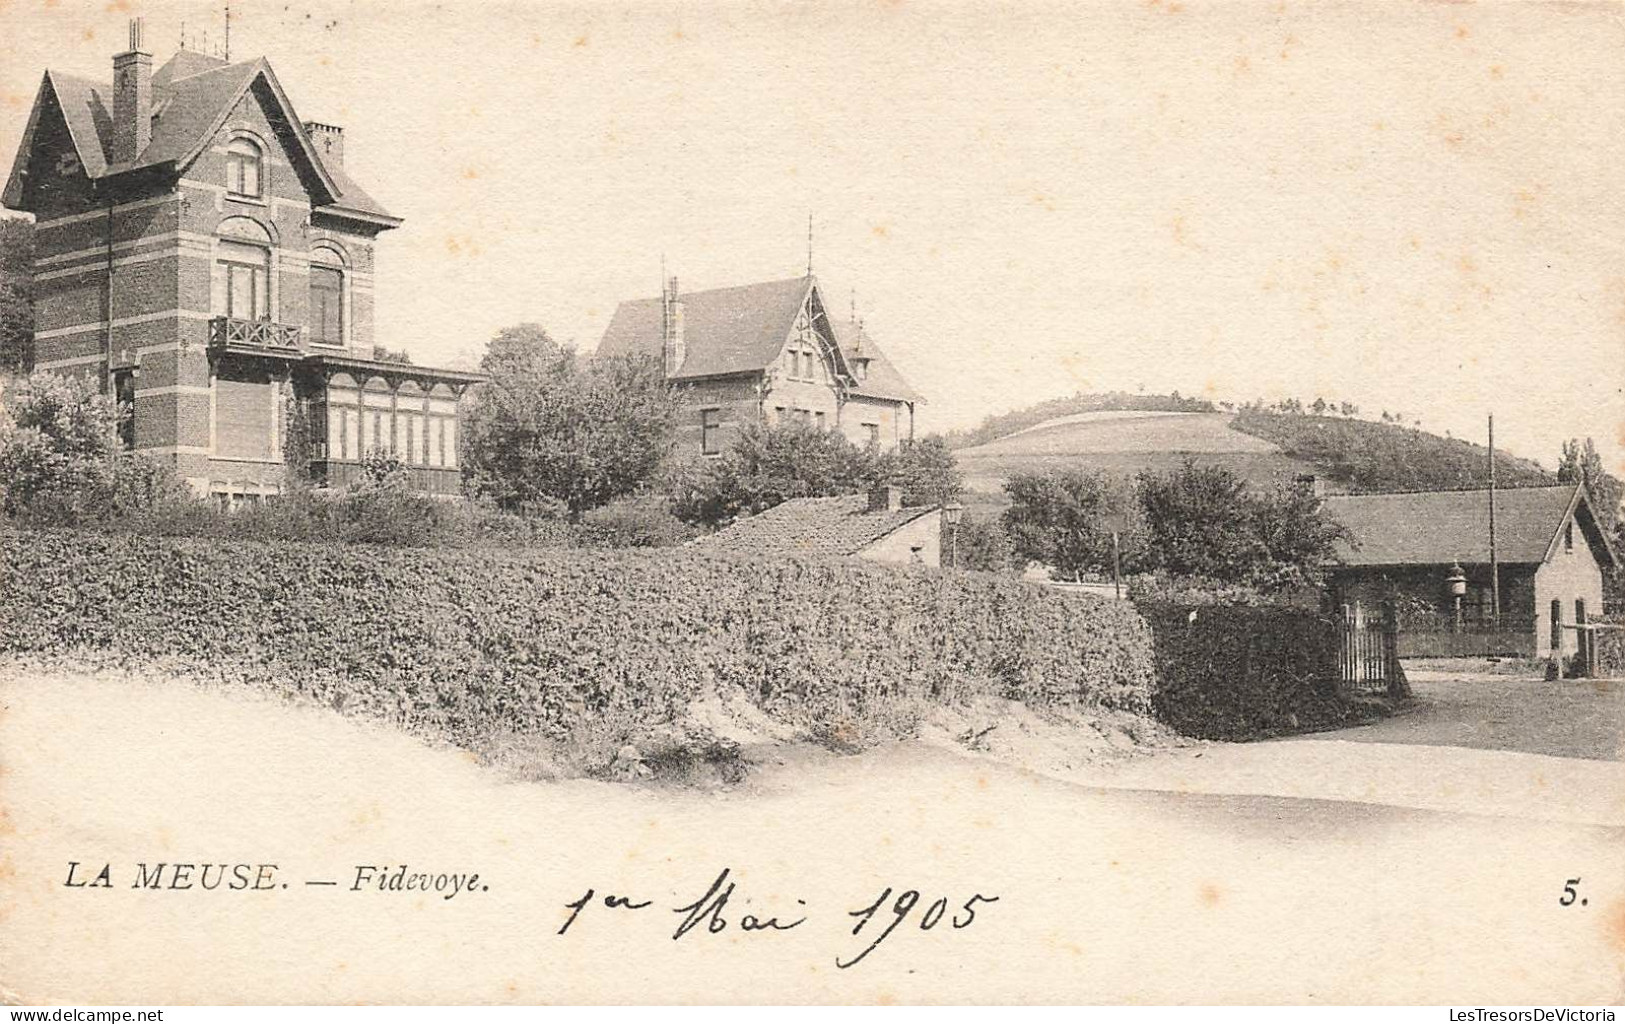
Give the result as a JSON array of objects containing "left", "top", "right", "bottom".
[
  {"left": 689, "top": 486, "right": 942, "bottom": 567},
  {"left": 1321, "top": 483, "right": 1617, "bottom": 659}
]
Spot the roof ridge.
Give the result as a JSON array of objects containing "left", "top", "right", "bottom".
[
  {"left": 1325, "top": 483, "right": 1568, "bottom": 498},
  {"left": 166, "top": 57, "right": 259, "bottom": 87}
]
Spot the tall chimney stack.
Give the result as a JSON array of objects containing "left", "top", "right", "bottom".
[
  {"left": 112, "top": 18, "right": 152, "bottom": 164},
  {"left": 662, "top": 275, "right": 685, "bottom": 378},
  {"left": 304, "top": 122, "right": 345, "bottom": 168}
]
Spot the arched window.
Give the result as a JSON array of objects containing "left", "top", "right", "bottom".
[
  {"left": 225, "top": 137, "right": 264, "bottom": 198},
  {"left": 309, "top": 244, "right": 347, "bottom": 347},
  {"left": 218, "top": 239, "right": 270, "bottom": 320}
]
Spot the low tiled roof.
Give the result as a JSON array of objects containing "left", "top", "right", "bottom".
[
  {"left": 829, "top": 318, "right": 923, "bottom": 404},
  {"left": 1322, "top": 484, "right": 1611, "bottom": 567},
  {"left": 596, "top": 276, "right": 812, "bottom": 379},
  {"left": 690, "top": 494, "right": 937, "bottom": 559}
]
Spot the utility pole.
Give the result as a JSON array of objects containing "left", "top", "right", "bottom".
[{"left": 1489, "top": 413, "right": 1500, "bottom": 623}]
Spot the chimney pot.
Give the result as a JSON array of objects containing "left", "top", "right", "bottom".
[
  {"left": 662, "top": 277, "right": 685, "bottom": 377},
  {"left": 867, "top": 485, "right": 903, "bottom": 512}
]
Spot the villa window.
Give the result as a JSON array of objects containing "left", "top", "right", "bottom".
[
  {"left": 864, "top": 422, "right": 879, "bottom": 447},
  {"left": 310, "top": 265, "right": 343, "bottom": 346},
  {"left": 114, "top": 370, "right": 136, "bottom": 450},
  {"left": 814, "top": 411, "right": 826, "bottom": 431},
  {"left": 1565, "top": 523, "right": 1575, "bottom": 553},
  {"left": 218, "top": 240, "right": 269, "bottom": 320},
  {"left": 701, "top": 408, "right": 721, "bottom": 455},
  {"left": 225, "top": 138, "right": 264, "bottom": 199}
]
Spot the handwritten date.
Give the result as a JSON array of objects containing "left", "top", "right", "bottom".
[{"left": 559, "top": 867, "right": 998, "bottom": 968}]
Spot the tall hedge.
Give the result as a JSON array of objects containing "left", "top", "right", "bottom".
[
  {"left": 0, "top": 529, "right": 1155, "bottom": 745},
  {"left": 1136, "top": 602, "right": 1354, "bottom": 740}
]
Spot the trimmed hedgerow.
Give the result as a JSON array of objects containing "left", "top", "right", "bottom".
[
  {"left": 1136, "top": 602, "right": 1362, "bottom": 740},
  {"left": 0, "top": 528, "right": 1155, "bottom": 747}
]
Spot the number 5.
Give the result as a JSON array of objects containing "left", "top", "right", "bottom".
[{"left": 1560, "top": 878, "right": 1581, "bottom": 906}]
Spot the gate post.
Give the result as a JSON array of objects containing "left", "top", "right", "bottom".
[{"left": 1382, "top": 600, "right": 1407, "bottom": 699}]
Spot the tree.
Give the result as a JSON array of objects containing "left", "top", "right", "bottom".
[
  {"left": 671, "top": 421, "right": 885, "bottom": 526},
  {"left": 1558, "top": 437, "right": 1625, "bottom": 614},
  {"left": 461, "top": 324, "right": 680, "bottom": 515},
  {"left": 0, "top": 215, "right": 32, "bottom": 374},
  {"left": 1247, "top": 482, "right": 1350, "bottom": 589},
  {"left": 1136, "top": 460, "right": 1345, "bottom": 588},
  {"left": 1001, "top": 468, "right": 1147, "bottom": 580},
  {"left": 1137, "top": 460, "right": 1267, "bottom": 579},
  {"left": 1558, "top": 438, "right": 1622, "bottom": 534},
  {"left": 876, "top": 435, "right": 962, "bottom": 507}
]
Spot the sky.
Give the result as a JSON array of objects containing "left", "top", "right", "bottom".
[{"left": 2, "top": 0, "right": 1622, "bottom": 473}]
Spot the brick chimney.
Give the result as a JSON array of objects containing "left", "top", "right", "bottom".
[
  {"left": 305, "top": 122, "right": 345, "bottom": 168},
  {"left": 867, "top": 484, "right": 902, "bottom": 512},
  {"left": 661, "top": 275, "right": 685, "bottom": 377},
  {"left": 111, "top": 19, "right": 152, "bottom": 164}
]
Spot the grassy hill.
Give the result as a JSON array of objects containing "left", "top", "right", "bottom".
[
  {"left": 954, "top": 410, "right": 1321, "bottom": 510},
  {"left": 945, "top": 391, "right": 1217, "bottom": 450},
  {"left": 949, "top": 394, "right": 1555, "bottom": 509},
  {"left": 1230, "top": 410, "right": 1552, "bottom": 493}
]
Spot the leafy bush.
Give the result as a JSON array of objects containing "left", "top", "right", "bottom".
[
  {"left": 670, "top": 421, "right": 884, "bottom": 525},
  {"left": 671, "top": 424, "right": 964, "bottom": 527},
  {"left": 580, "top": 494, "right": 700, "bottom": 548},
  {"left": 1136, "top": 601, "right": 1364, "bottom": 740},
  {"left": 0, "top": 373, "right": 191, "bottom": 524},
  {"left": 0, "top": 529, "right": 1157, "bottom": 752},
  {"left": 952, "top": 511, "right": 1018, "bottom": 572}
]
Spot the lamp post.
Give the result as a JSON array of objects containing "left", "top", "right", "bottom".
[
  {"left": 942, "top": 501, "right": 964, "bottom": 569},
  {"left": 1446, "top": 562, "right": 1468, "bottom": 633}
]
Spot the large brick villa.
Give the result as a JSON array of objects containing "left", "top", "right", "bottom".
[{"left": 2, "top": 20, "right": 479, "bottom": 503}]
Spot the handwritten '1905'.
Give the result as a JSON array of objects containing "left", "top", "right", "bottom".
[{"left": 556, "top": 867, "right": 999, "bottom": 969}]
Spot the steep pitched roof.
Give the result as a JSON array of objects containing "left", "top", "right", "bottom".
[
  {"left": 829, "top": 318, "right": 924, "bottom": 404},
  {"left": 597, "top": 276, "right": 813, "bottom": 379},
  {"left": 1323, "top": 484, "right": 1616, "bottom": 568},
  {"left": 689, "top": 494, "right": 937, "bottom": 559},
  {"left": 4, "top": 51, "right": 395, "bottom": 224}
]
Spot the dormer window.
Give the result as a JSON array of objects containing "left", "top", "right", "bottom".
[{"left": 225, "top": 137, "right": 263, "bottom": 198}]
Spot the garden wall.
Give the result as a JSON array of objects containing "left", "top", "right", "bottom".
[{"left": 0, "top": 528, "right": 1156, "bottom": 748}]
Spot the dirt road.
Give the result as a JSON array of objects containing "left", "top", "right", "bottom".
[
  {"left": 1304, "top": 665, "right": 1625, "bottom": 762},
  {"left": 2, "top": 665, "right": 1623, "bottom": 1004}
]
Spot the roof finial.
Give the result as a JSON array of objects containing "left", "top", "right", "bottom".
[
  {"left": 660, "top": 252, "right": 667, "bottom": 300},
  {"left": 224, "top": 2, "right": 232, "bottom": 61},
  {"left": 806, "top": 212, "right": 813, "bottom": 277},
  {"left": 850, "top": 287, "right": 856, "bottom": 324}
]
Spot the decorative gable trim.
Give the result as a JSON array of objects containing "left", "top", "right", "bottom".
[
  {"left": 168, "top": 60, "right": 340, "bottom": 207},
  {"left": 1540, "top": 483, "right": 1620, "bottom": 570}
]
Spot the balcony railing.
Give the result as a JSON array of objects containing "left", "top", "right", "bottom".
[{"left": 209, "top": 316, "right": 302, "bottom": 353}]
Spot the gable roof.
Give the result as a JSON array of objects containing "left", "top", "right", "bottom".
[
  {"left": 597, "top": 276, "right": 814, "bottom": 379},
  {"left": 689, "top": 494, "right": 937, "bottom": 559},
  {"left": 4, "top": 52, "right": 395, "bottom": 224},
  {"left": 1322, "top": 483, "right": 1617, "bottom": 569},
  {"left": 829, "top": 318, "right": 924, "bottom": 404}
]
